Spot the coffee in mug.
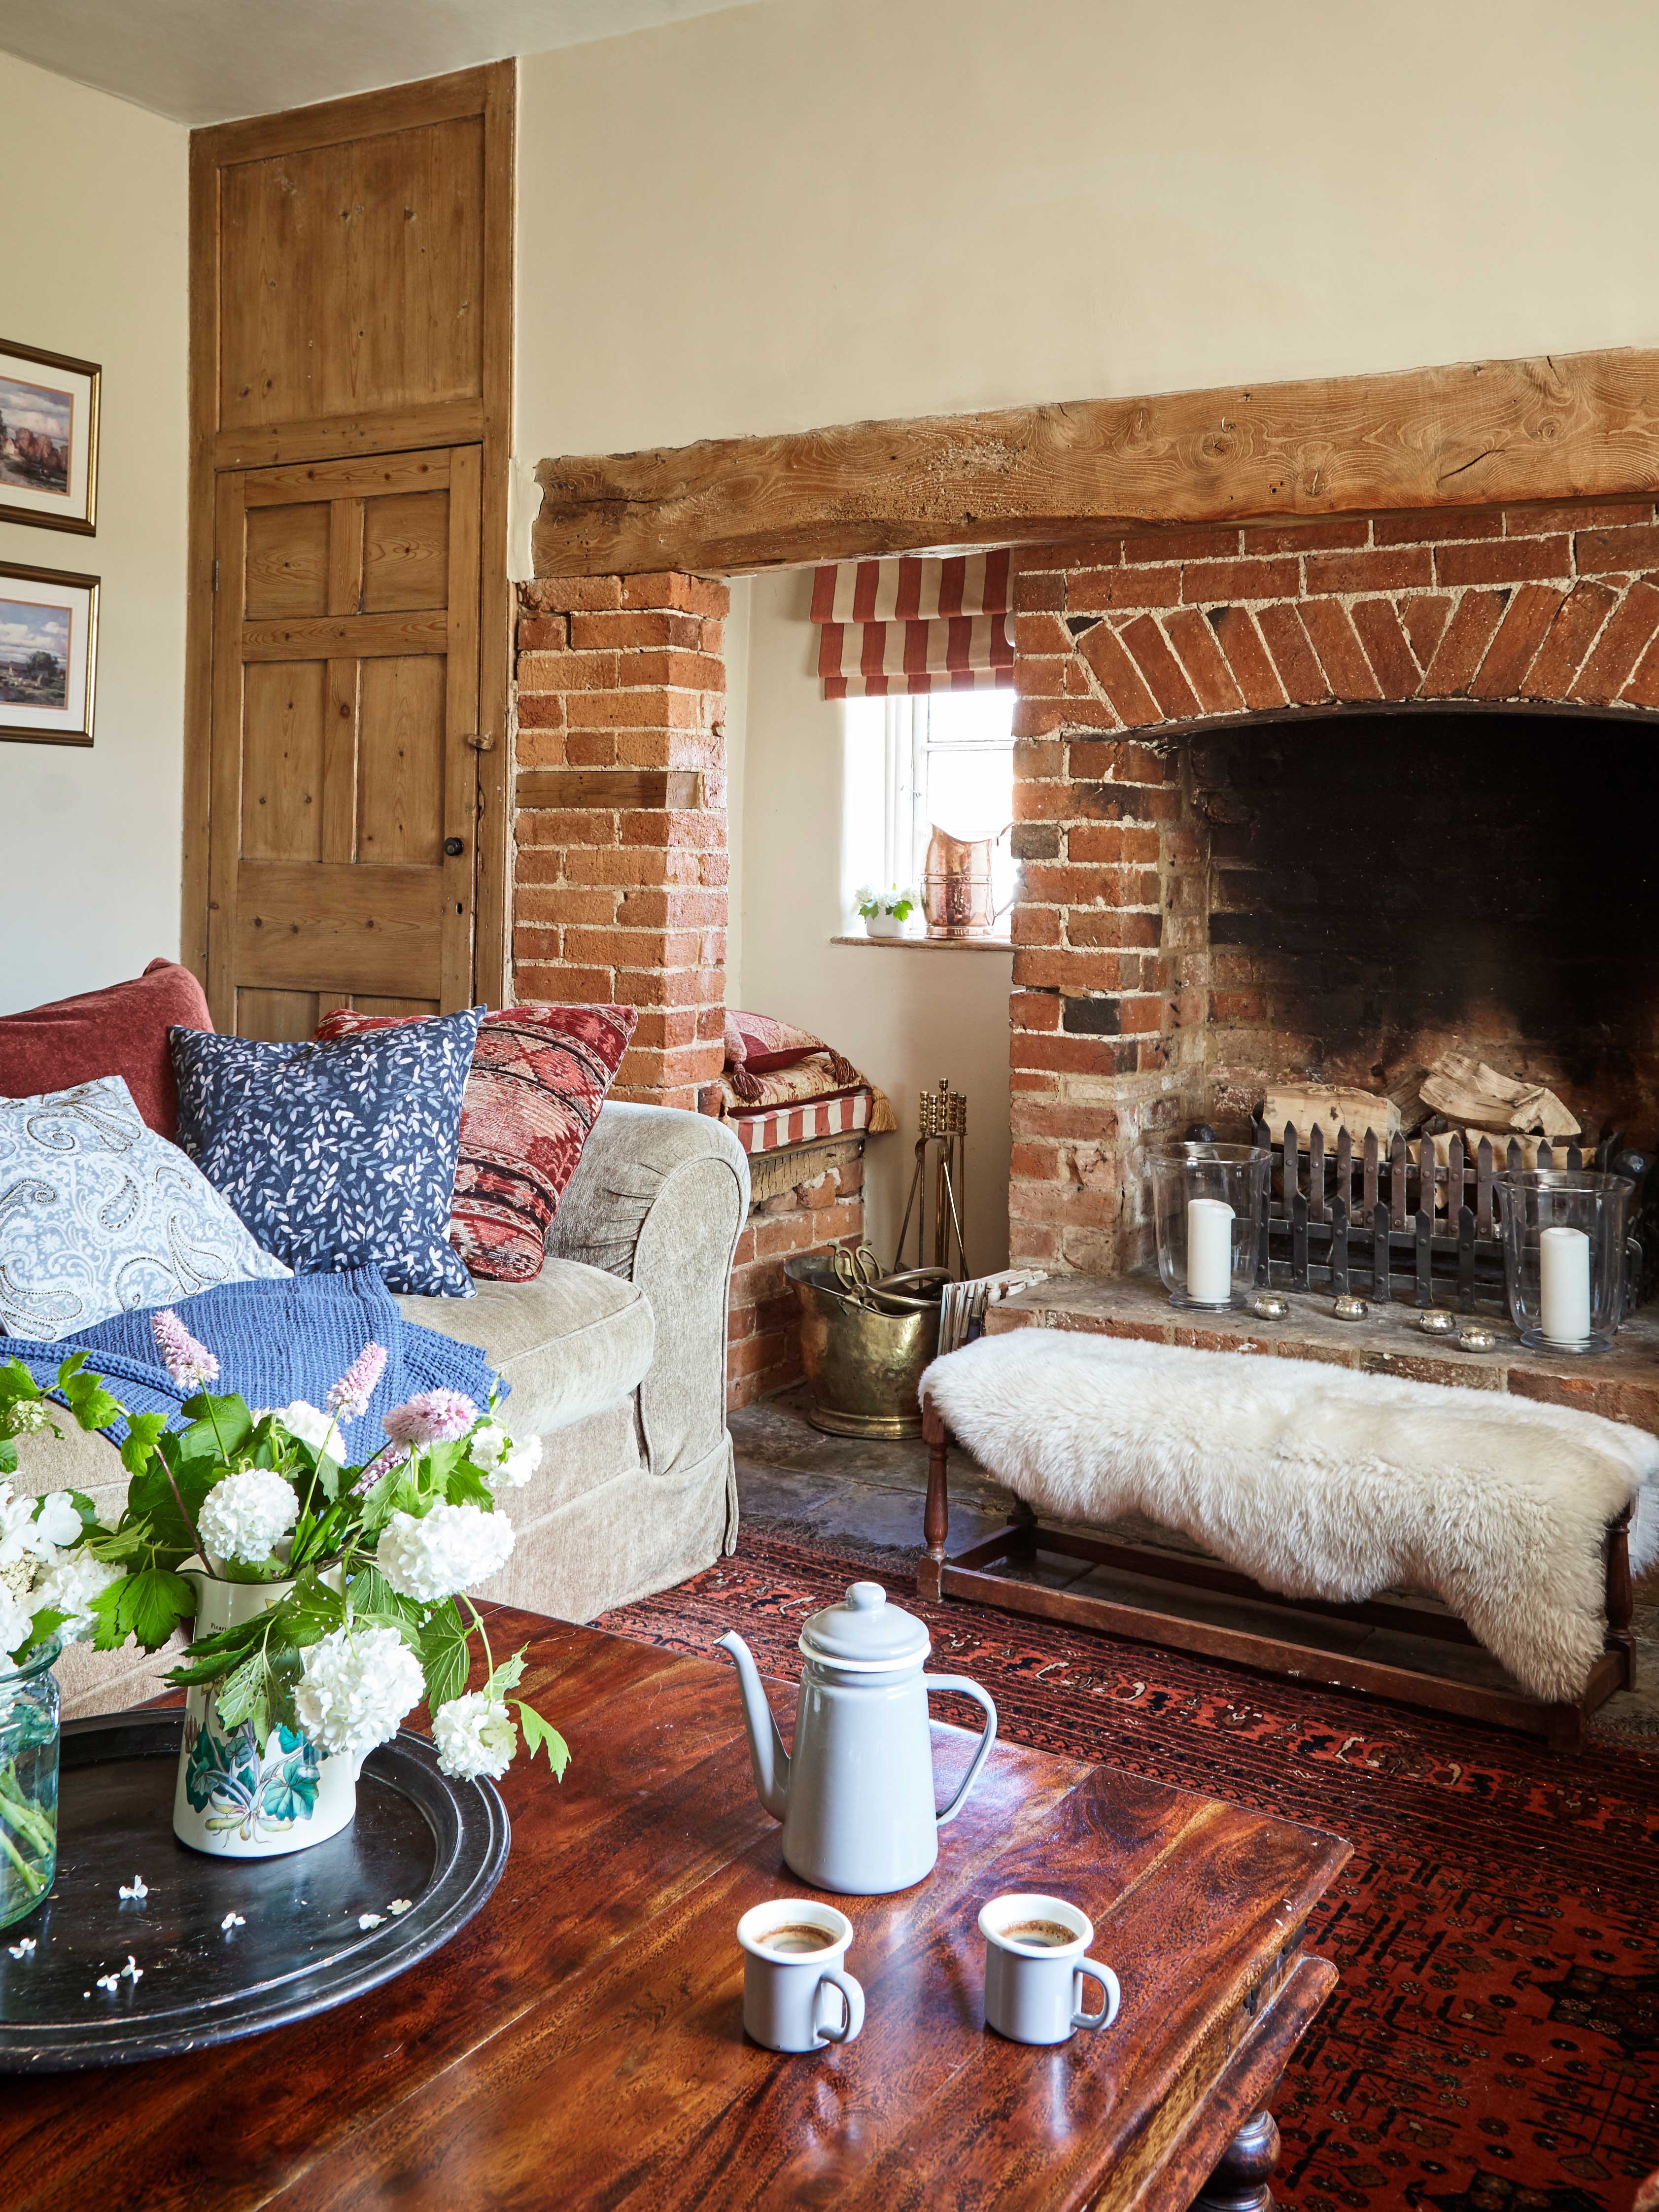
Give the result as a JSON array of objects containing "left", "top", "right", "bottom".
[
  {"left": 737, "top": 1901, "right": 865, "bottom": 2053},
  {"left": 999, "top": 1918, "right": 1076, "bottom": 1948},
  {"left": 759, "top": 1923, "right": 836, "bottom": 1956},
  {"left": 978, "top": 1892, "right": 1120, "bottom": 2047}
]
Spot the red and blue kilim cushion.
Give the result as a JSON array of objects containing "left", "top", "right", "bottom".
[{"left": 313, "top": 1002, "right": 637, "bottom": 1284}]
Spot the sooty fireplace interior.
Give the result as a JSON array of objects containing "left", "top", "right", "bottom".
[{"left": 1185, "top": 708, "right": 1659, "bottom": 1310}]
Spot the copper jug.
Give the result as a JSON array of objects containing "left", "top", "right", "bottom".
[{"left": 922, "top": 825, "right": 1010, "bottom": 939}]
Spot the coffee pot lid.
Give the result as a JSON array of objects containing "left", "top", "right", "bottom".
[{"left": 799, "top": 1581, "right": 930, "bottom": 1668}]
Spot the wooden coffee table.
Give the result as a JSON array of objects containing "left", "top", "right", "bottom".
[{"left": 4, "top": 1609, "right": 1348, "bottom": 2211}]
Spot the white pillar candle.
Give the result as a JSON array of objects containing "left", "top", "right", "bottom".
[
  {"left": 1186, "top": 1196, "right": 1236, "bottom": 1306},
  {"left": 1539, "top": 1224, "right": 1592, "bottom": 1344}
]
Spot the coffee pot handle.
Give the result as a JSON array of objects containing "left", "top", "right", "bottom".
[{"left": 924, "top": 1675, "right": 999, "bottom": 1827}]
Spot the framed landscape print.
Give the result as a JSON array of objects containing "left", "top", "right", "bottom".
[
  {"left": 0, "top": 562, "right": 98, "bottom": 746},
  {"left": 0, "top": 340, "right": 100, "bottom": 535}
]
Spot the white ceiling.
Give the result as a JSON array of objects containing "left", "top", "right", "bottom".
[{"left": 0, "top": 0, "right": 765, "bottom": 125}]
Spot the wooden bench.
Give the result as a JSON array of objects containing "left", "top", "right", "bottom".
[{"left": 919, "top": 1395, "right": 1636, "bottom": 1748}]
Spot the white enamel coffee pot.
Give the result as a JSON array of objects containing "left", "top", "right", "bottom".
[{"left": 717, "top": 1581, "right": 998, "bottom": 1895}]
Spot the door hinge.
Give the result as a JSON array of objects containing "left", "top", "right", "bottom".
[{"left": 213, "top": 559, "right": 220, "bottom": 592}]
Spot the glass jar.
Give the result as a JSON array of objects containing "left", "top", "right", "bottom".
[
  {"left": 0, "top": 1633, "right": 61, "bottom": 1931},
  {"left": 1149, "top": 1143, "right": 1273, "bottom": 1311},
  {"left": 1493, "top": 1170, "right": 1634, "bottom": 1355}
]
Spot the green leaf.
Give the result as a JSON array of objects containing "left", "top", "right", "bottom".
[
  {"left": 58, "top": 1360, "right": 124, "bottom": 1434},
  {"left": 120, "top": 1411, "right": 170, "bottom": 1480},
  {"left": 484, "top": 1648, "right": 527, "bottom": 1702},
  {"left": 27, "top": 1605, "right": 70, "bottom": 1649},
  {"left": 0, "top": 1439, "right": 15, "bottom": 1477},
  {"left": 87, "top": 1576, "right": 129, "bottom": 1652},
  {"left": 118, "top": 1567, "right": 196, "bottom": 1651},
  {"left": 419, "top": 1606, "right": 470, "bottom": 1715},
  {"left": 443, "top": 1457, "right": 492, "bottom": 1510},
  {"left": 513, "top": 1702, "right": 569, "bottom": 1778},
  {"left": 176, "top": 1397, "right": 252, "bottom": 1463}
]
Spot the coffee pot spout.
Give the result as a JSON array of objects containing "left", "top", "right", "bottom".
[{"left": 715, "top": 1629, "right": 791, "bottom": 1822}]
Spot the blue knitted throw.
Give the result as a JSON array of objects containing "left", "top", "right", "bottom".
[{"left": 3, "top": 1268, "right": 503, "bottom": 1461}]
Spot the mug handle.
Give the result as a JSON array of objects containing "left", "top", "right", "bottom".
[
  {"left": 814, "top": 1967, "right": 865, "bottom": 2045},
  {"left": 924, "top": 1675, "right": 999, "bottom": 1827},
  {"left": 1072, "top": 1959, "right": 1121, "bottom": 2031}
]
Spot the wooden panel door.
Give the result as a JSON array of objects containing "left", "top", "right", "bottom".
[{"left": 207, "top": 445, "right": 481, "bottom": 1037}]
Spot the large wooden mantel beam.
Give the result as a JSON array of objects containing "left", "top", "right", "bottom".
[{"left": 532, "top": 346, "right": 1659, "bottom": 578}]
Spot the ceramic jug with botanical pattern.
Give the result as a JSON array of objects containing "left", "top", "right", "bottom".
[{"left": 171, "top": 1570, "right": 358, "bottom": 1858}]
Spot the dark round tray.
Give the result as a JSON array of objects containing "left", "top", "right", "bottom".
[{"left": 0, "top": 1710, "right": 509, "bottom": 2071}]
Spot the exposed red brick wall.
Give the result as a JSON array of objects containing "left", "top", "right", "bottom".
[
  {"left": 1009, "top": 497, "right": 1659, "bottom": 1276},
  {"left": 727, "top": 1152, "right": 865, "bottom": 1410},
  {"left": 511, "top": 574, "right": 728, "bottom": 1109}
]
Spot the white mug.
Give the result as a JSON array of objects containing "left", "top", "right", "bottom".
[
  {"left": 737, "top": 1900, "right": 865, "bottom": 2053},
  {"left": 978, "top": 1893, "right": 1120, "bottom": 2046}
]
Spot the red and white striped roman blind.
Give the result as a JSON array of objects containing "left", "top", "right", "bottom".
[{"left": 809, "top": 551, "right": 1015, "bottom": 698}]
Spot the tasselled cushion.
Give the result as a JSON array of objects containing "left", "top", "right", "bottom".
[
  {"left": 169, "top": 1008, "right": 483, "bottom": 1298},
  {"left": 311, "top": 1002, "right": 637, "bottom": 1282},
  {"left": 723, "top": 1009, "right": 860, "bottom": 1104}
]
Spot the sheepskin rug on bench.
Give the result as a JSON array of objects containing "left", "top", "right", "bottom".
[{"left": 922, "top": 1329, "right": 1659, "bottom": 1703}]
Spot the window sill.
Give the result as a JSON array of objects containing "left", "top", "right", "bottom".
[{"left": 830, "top": 933, "right": 1013, "bottom": 953}]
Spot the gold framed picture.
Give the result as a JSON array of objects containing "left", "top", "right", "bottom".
[
  {"left": 0, "top": 339, "right": 100, "bottom": 535},
  {"left": 0, "top": 561, "right": 98, "bottom": 746}
]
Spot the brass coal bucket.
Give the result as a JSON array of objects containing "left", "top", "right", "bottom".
[{"left": 784, "top": 1256, "right": 942, "bottom": 1439}]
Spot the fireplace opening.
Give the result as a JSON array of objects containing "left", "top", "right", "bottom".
[{"left": 1190, "top": 708, "right": 1659, "bottom": 1152}]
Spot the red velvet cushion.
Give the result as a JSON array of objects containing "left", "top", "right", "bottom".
[
  {"left": 312, "top": 1002, "right": 637, "bottom": 1281},
  {"left": 723, "top": 1008, "right": 860, "bottom": 1103},
  {"left": 0, "top": 958, "right": 212, "bottom": 1139}
]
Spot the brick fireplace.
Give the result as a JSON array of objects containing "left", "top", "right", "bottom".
[
  {"left": 1008, "top": 501, "right": 1659, "bottom": 1265},
  {"left": 1002, "top": 497, "right": 1659, "bottom": 1419}
]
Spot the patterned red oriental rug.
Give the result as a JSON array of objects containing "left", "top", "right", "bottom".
[{"left": 599, "top": 1530, "right": 1659, "bottom": 2212}]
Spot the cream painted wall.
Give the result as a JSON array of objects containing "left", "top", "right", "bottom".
[
  {"left": 731, "top": 571, "right": 1012, "bottom": 1272},
  {"left": 515, "top": 0, "right": 1659, "bottom": 1281},
  {"left": 516, "top": 0, "right": 1659, "bottom": 459},
  {"left": 0, "top": 53, "right": 187, "bottom": 1015}
]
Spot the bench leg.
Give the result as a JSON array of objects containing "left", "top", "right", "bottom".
[{"left": 920, "top": 1397, "right": 949, "bottom": 1601}]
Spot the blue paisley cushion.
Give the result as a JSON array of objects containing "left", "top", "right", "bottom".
[
  {"left": 0, "top": 1076, "right": 290, "bottom": 1341},
  {"left": 170, "top": 1009, "right": 483, "bottom": 1299}
]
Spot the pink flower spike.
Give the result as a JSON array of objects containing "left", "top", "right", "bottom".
[
  {"left": 327, "top": 1343, "right": 387, "bottom": 1422},
  {"left": 152, "top": 1309, "right": 220, "bottom": 1393},
  {"left": 382, "top": 1389, "right": 477, "bottom": 1447}
]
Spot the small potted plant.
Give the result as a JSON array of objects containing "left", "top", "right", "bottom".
[{"left": 855, "top": 886, "right": 918, "bottom": 940}]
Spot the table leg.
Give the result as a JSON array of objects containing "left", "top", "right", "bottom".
[{"left": 1192, "top": 2108, "right": 1279, "bottom": 2211}]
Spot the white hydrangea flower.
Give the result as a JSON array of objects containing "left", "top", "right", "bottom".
[
  {"left": 432, "top": 1691, "right": 518, "bottom": 1782},
  {"left": 294, "top": 1624, "right": 423, "bottom": 1758},
  {"left": 277, "top": 1401, "right": 341, "bottom": 1458},
  {"left": 466, "top": 1422, "right": 509, "bottom": 1472},
  {"left": 32, "top": 1548, "right": 120, "bottom": 1644},
  {"left": 33, "top": 1492, "right": 84, "bottom": 1550},
  {"left": 198, "top": 1468, "right": 299, "bottom": 1566},
  {"left": 489, "top": 1436, "right": 542, "bottom": 1494},
  {"left": 375, "top": 1503, "right": 515, "bottom": 1605},
  {"left": 0, "top": 1584, "right": 34, "bottom": 1661},
  {"left": 0, "top": 1484, "right": 61, "bottom": 1570},
  {"left": 8, "top": 1400, "right": 50, "bottom": 1435}
]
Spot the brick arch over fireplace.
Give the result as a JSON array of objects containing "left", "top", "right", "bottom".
[
  {"left": 1012, "top": 501, "right": 1659, "bottom": 739},
  {"left": 1006, "top": 494, "right": 1659, "bottom": 1277}
]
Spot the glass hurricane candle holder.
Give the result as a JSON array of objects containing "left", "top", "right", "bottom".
[
  {"left": 1149, "top": 1143, "right": 1272, "bottom": 1312},
  {"left": 1493, "top": 1169, "right": 1634, "bottom": 1355}
]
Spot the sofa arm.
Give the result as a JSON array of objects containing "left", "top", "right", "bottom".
[{"left": 548, "top": 1101, "right": 750, "bottom": 1482}]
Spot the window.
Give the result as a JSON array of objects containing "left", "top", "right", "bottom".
[{"left": 842, "top": 691, "right": 1016, "bottom": 933}]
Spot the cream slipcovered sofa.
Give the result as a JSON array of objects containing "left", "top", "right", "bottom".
[{"left": 20, "top": 1101, "right": 750, "bottom": 1719}]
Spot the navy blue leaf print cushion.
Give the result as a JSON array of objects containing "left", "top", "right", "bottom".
[{"left": 169, "top": 1008, "right": 484, "bottom": 1299}]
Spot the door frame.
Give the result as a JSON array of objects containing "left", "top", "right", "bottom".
[{"left": 183, "top": 62, "right": 515, "bottom": 1010}]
